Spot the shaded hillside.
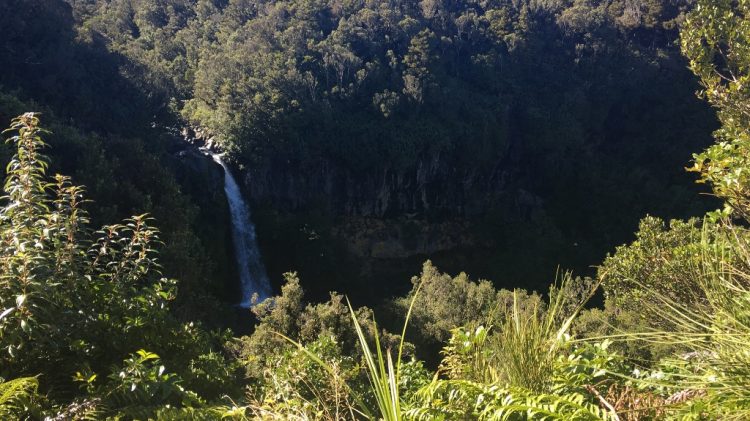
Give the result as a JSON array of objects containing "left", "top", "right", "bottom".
[
  {"left": 48, "top": 0, "right": 720, "bottom": 300},
  {"left": 0, "top": 0, "right": 237, "bottom": 322}
]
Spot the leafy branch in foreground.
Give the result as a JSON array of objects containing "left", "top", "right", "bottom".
[
  {"left": 683, "top": 0, "right": 750, "bottom": 221},
  {"left": 0, "top": 113, "right": 241, "bottom": 418}
]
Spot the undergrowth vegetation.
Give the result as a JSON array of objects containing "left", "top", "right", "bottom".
[{"left": 2, "top": 0, "right": 750, "bottom": 418}]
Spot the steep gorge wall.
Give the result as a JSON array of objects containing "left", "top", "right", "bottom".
[
  {"left": 244, "top": 151, "right": 518, "bottom": 217},
  {"left": 242, "top": 149, "right": 537, "bottom": 261}
]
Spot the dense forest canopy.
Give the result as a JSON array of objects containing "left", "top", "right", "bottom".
[
  {"left": 1, "top": 0, "right": 722, "bottom": 301},
  {"left": 69, "top": 0, "right": 705, "bottom": 160},
  {"left": 68, "top": 0, "right": 717, "bottom": 191},
  {"left": 49, "top": 0, "right": 723, "bottom": 300},
  {"left": 3, "top": 0, "right": 750, "bottom": 418}
]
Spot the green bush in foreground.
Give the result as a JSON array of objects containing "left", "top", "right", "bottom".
[
  {"left": 0, "top": 113, "right": 242, "bottom": 418},
  {"left": 2, "top": 0, "right": 750, "bottom": 417}
]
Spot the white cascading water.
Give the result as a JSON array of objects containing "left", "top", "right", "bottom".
[{"left": 211, "top": 154, "right": 271, "bottom": 307}]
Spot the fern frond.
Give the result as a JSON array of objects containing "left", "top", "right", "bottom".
[
  {"left": 406, "top": 379, "right": 618, "bottom": 421},
  {"left": 0, "top": 376, "right": 39, "bottom": 417}
]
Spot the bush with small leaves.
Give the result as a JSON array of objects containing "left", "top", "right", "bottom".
[{"left": 0, "top": 114, "right": 241, "bottom": 417}]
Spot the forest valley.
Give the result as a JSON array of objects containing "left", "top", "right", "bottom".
[{"left": 1, "top": 0, "right": 750, "bottom": 419}]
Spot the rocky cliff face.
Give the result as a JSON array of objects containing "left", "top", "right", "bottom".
[
  {"left": 238, "top": 145, "right": 547, "bottom": 272},
  {"left": 331, "top": 216, "right": 479, "bottom": 259},
  {"left": 242, "top": 149, "right": 555, "bottom": 303},
  {"left": 167, "top": 133, "right": 240, "bottom": 301},
  {"left": 178, "top": 126, "right": 526, "bottom": 225},
  {"left": 244, "top": 151, "right": 518, "bottom": 219}
]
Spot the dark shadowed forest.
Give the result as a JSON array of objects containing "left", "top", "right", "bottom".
[{"left": 1, "top": 0, "right": 750, "bottom": 418}]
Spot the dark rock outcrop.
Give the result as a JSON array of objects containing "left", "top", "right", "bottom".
[{"left": 244, "top": 152, "right": 515, "bottom": 219}]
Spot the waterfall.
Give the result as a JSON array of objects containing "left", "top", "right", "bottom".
[{"left": 211, "top": 154, "right": 271, "bottom": 307}]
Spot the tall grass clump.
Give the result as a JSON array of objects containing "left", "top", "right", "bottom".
[
  {"left": 629, "top": 222, "right": 750, "bottom": 418},
  {"left": 486, "top": 273, "right": 597, "bottom": 391},
  {"left": 406, "top": 274, "right": 617, "bottom": 420},
  {"left": 271, "top": 282, "right": 425, "bottom": 420}
]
